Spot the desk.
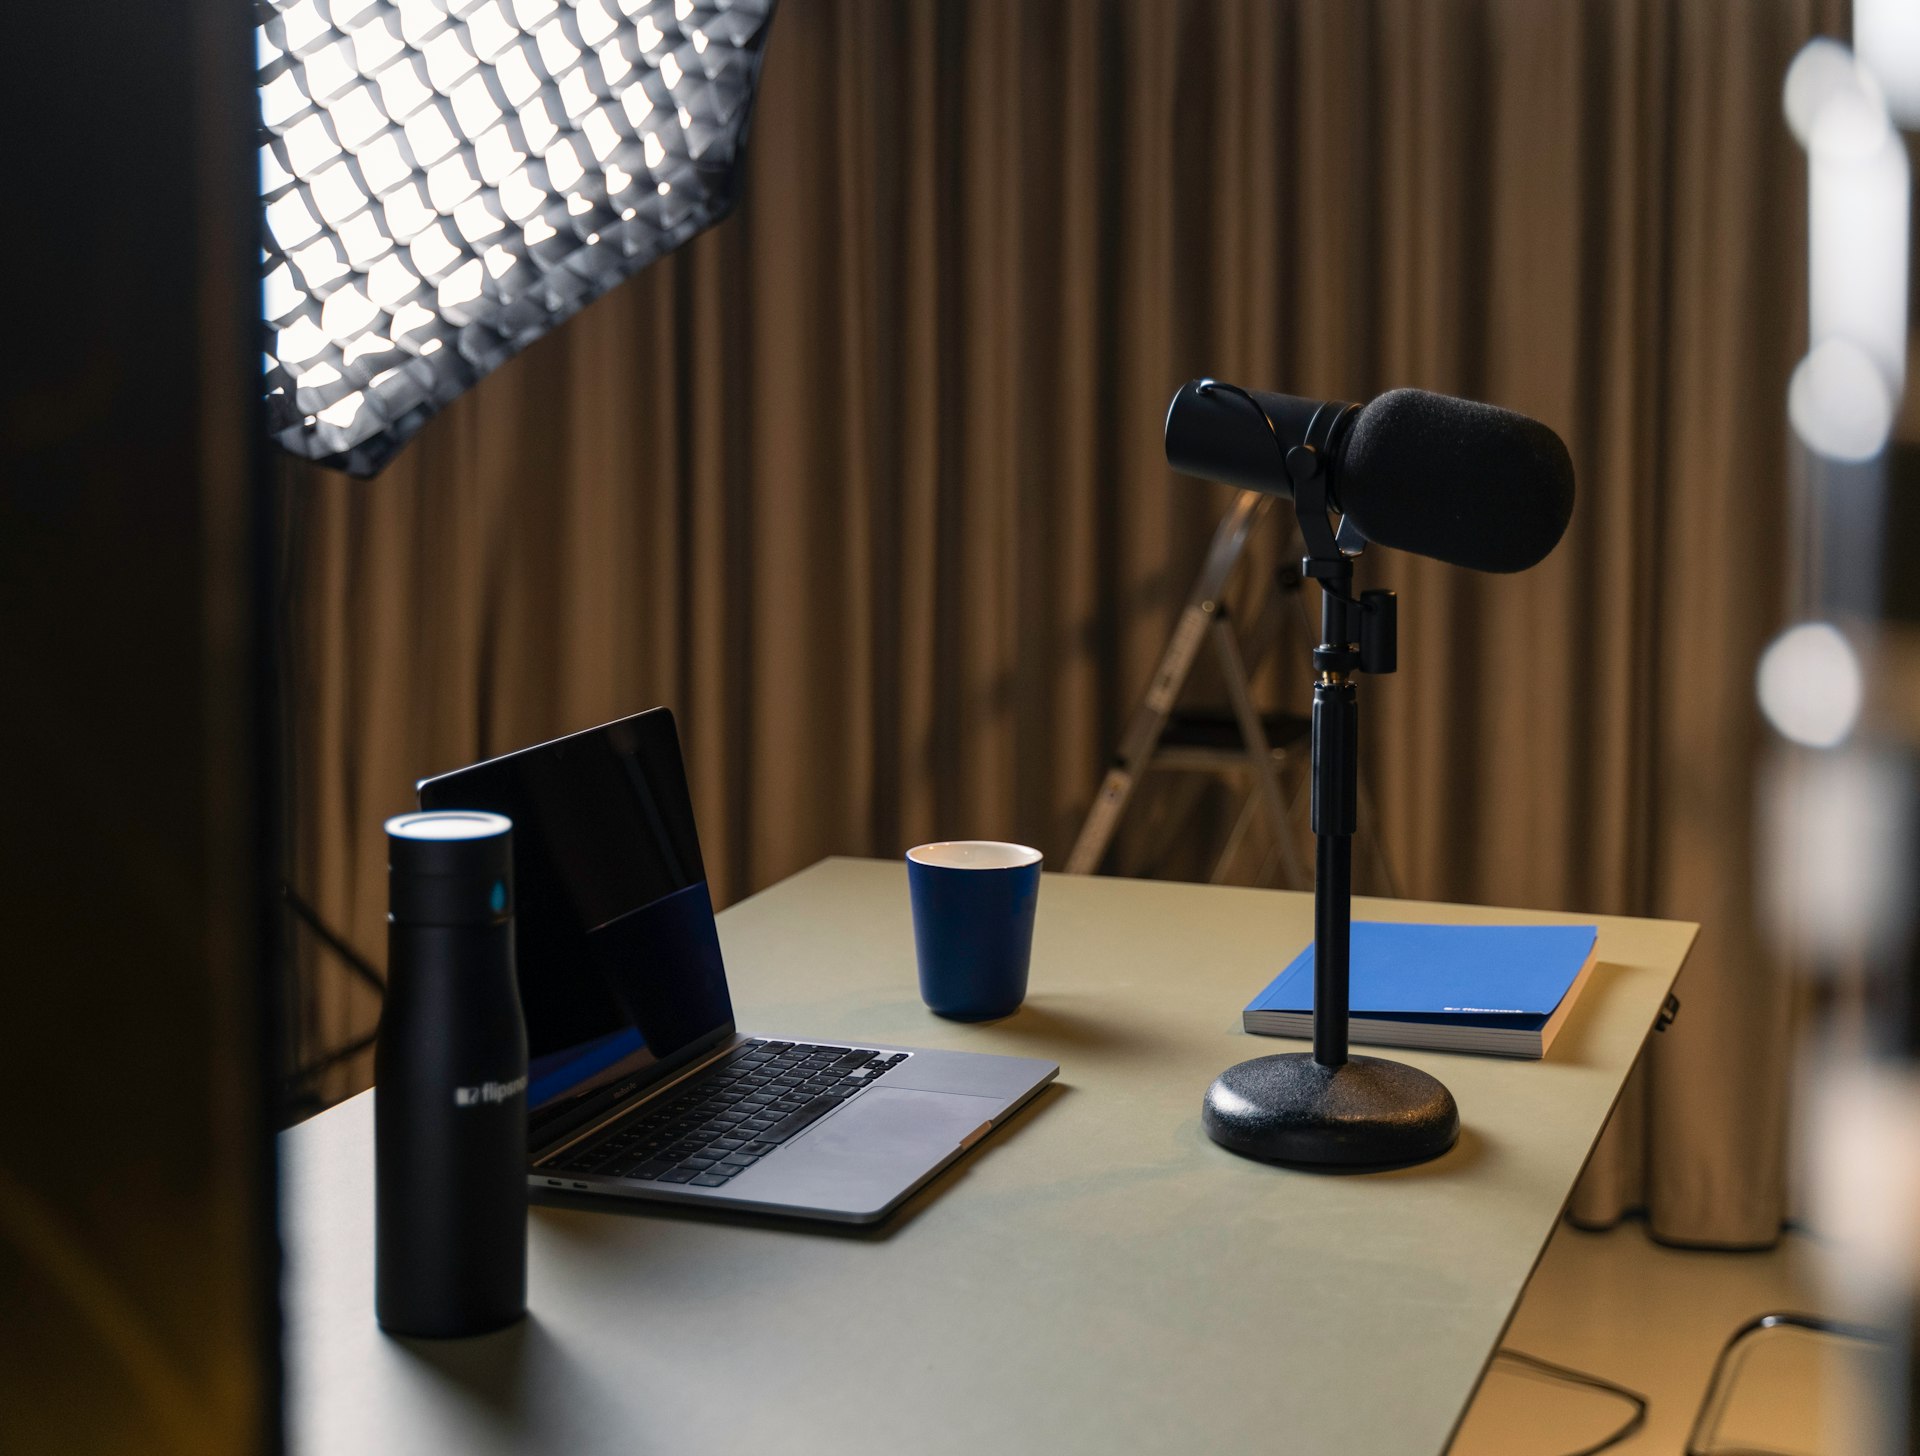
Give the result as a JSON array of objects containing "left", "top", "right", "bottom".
[{"left": 285, "top": 858, "right": 1695, "bottom": 1455}]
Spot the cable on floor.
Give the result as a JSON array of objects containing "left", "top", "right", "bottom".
[{"left": 1492, "top": 1346, "right": 1650, "bottom": 1456}]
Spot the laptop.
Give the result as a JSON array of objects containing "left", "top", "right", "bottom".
[{"left": 417, "top": 708, "right": 1058, "bottom": 1225}]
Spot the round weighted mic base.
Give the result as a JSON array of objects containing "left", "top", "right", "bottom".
[{"left": 1202, "top": 1053, "right": 1459, "bottom": 1168}]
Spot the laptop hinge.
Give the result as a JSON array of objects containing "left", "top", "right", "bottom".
[{"left": 530, "top": 1031, "right": 750, "bottom": 1164}]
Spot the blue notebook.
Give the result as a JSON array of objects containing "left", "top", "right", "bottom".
[{"left": 1243, "top": 922, "right": 1601, "bottom": 1059}]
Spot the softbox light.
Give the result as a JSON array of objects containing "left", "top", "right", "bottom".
[{"left": 258, "top": 0, "right": 776, "bottom": 477}]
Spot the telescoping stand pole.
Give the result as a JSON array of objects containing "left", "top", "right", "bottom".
[
  {"left": 1309, "top": 555, "right": 1361, "bottom": 1071},
  {"left": 1199, "top": 392, "right": 1459, "bottom": 1167}
]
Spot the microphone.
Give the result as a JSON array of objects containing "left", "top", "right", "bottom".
[{"left": 1163, "top": 380, "right": 1576, "bottom": 573}]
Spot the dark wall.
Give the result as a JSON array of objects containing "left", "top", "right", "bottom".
[{"left": 0, "top": 1, "right": 279, "bottom": 1451}]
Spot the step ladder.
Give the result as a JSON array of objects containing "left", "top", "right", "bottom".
[{"left": 1066, "top": 491, "right": 1397, "bottom": 893}]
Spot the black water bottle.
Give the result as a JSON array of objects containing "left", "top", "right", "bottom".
[{"left": 376, "top": 810, "right": 528, "bottom": 1337}]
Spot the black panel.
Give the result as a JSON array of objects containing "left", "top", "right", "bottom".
[{"left": 0, "top": 1, "right": 280, "bottom": 1449}]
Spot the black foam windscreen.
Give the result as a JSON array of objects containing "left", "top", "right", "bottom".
[{"left": 1339, "top": 390, "right": 1575, "bottom": 573}]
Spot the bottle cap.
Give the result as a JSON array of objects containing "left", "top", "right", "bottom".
[{"left": 385, "top": 811, "right": 513, "bottom": 927}]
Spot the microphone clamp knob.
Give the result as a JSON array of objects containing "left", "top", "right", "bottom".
[{"left": 1358, "top": 590, "right": 1397, "bottom": 675}]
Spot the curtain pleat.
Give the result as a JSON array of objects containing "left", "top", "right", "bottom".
[{"left": 286, "top": 0, "right": 1845, "bottom": 1245}]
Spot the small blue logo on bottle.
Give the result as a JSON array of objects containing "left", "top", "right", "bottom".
[{"left": 490, "top": 880, "right": 507, "bottom": 913}]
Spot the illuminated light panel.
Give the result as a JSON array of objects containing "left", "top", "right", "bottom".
[
  {"left": 395, "top": 0, "right": 447, "bottom": 50},
  {"left": 278, "top": 0, "right": 332, "bottom": 55},
  {"left": 421, "top": 27, "right": 481, "bottom": 92},
  {"left": 547, "top": 136, "right": 586, "bottom": 191},
  {"left": 518, "top": 93, "right": 563, "bottom": 153},
  {"left": 352, "top": 13, "right": 407, "bottom": 72},
  {"left": 493, "top": 44, "right": 544, "bottom": 107},
  {"left": 425, "top": 152, "right": 483, "bottom": 212},
  {"left": 449, "top": 73, "right": 504, "bottom": 137},
  {"left": 344, "top": 334, "right": 395, "bottom": 365},
  {"left": 1789, "top": 338, "right": 1896, "bottom": 461},
  {"left": 582, "top": 108, "right": 622, "bottom": 160},
  {"left": 282, "top": 112, "right": 343, "bottom": 176},
  {"left": 599, "top": 40, "right": 633, "bottom": 85},
  {"left": 577, "top": 0, "right": 620, "bottom": 46},
  {"left": 266, "top": 189, "right": 324, "bottom": 250},
  {"left": 379, "top": 180, "right": 436, "bottom": 242},
  {"left": 1808, "top": 85, "right": 1910, "bottom": 404},
  {"left": 327, "top": 85, "right": 389, "bottom": 150},
  {"left": 534, "top": 21, "right": 581, "bottom": 76},
  {"left": 318, "top": 391, "right": 367, "bottom": 428},
  {"left": 358, "top": 133, "right": 413, "bottom": 195},
  {"left": 336, "top": 210, "right": 396, "bottom": 269},
  {"left": 1856, "top": 0, "right": 1920, "bottom": 129},
  {"left": 302, "top": 40, "right": 360, "bottom": 103},
  {"left": 1783, "top": 38, "right": 1912, "bottom": 462},
  {"left": 264, "top": 262, "right": 304, "bottom": 322},
  {"left": 403, "top": 102, "right": 463, "bottom": 166},
  {"left": 260, "top": 143, "right": 297, "bottom": 195},
  {"left": 390, "top": 300, "right": 437, "bottom": 337},
  {"left": 308, "top": 160, "right": 371, "bottom": 227},
  {"left": 512, "top": 0, "right": 560, "bottom": 31},
  {"left": 260, "top": 0, "right": 776, "bottom": 474},
  {"left": 558, "top": 66, "right": 600, "bottom": 122},
  {"left": 454, "top": 195, "right": 509, "bottom": 242},
  {"left": 1758, "top": 622, "right": 1864, "bottom": 748},
  {"left": 497, "top": 168, "right": 549, "bottom": 220},
  {"left": 465, "top": 2, "right": 518, "bottom": 61},
  {"left": 408, "top": 220, "right": 465, "bottom": 280},
  {"left": 366, "top": 254, "right": 422, "bottom": 308},
  {"left": 376, "top": 56, "right": 435, "bottom": 123},
  {"left": 321, "top": 284, "right": 381, "bottom": 341},
  {"left": 473, "top": 125, "right": 526, "bottom": 185},
  {"left": 289, "top": 236, "right": 350, "bottom": 289},
  {"left": 437, "top": 257, "right": 486, "bottom": 309}
]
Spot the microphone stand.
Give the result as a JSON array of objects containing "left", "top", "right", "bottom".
[{"left": 1200, "top": 404, "right": 1460, "bottom": 1167}]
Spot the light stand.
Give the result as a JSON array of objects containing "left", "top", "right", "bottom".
[{"left": 1199, "top": 396, "right": 1460, "bottom": 1167}]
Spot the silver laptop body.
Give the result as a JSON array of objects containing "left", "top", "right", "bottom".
[
  {"left": 530, "top": 1034, "right": 1054, "bottom": 1224},
  {"left": 418, "top": 708, "right": 1057, "bottom": 1227}
]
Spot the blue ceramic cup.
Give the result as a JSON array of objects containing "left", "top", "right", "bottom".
[{"left": 906, "top": 841, "right": 1043, "bottom": 1021}]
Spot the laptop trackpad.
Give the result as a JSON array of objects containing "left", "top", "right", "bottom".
[
  {"left": 794, "top": 1087, "right": 997, "bottom": 1162},
  {"left": 727, "top": 1087, "right": 999, "bottom": 1219}
]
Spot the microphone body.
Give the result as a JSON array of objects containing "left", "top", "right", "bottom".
[
  {"left": 1164, "top": 385, "right": 1348, "bottom": 491},
  {"left": 1163, "top": 380, "right": 1575, "bottom": 573}
]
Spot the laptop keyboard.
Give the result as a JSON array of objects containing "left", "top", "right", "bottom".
[{"left": 544, "top": 1040, "right": 910, "bottom": 1189}]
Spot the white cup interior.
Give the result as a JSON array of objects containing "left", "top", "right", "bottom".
[{"left": 907, "top": 840, "right": 1043, "bottom": 871}]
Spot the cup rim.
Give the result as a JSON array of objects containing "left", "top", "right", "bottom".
[{"left": 906, "top": 840, "right": 1043, "bottom": 871}]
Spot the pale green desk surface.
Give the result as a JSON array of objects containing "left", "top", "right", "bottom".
[{"left": 285, "top": 858, "right": 1695, "bottom": 1456}]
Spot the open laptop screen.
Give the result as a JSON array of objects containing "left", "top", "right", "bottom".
[{"left": 417, "top": 709, "right": 735, "bottom": 1125}]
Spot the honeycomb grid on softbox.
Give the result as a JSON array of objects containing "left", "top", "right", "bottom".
[{"left": 259, "top": 0, "right": 775, "bottom": 477}]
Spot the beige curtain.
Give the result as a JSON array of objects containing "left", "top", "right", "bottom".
[{"left": 285, "top": 0, "right": 1843, "bottom": 1246}]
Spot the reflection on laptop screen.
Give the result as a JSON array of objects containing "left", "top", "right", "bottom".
[{"left": 417, "top": 710, "right": 735, "bottom": 1123}]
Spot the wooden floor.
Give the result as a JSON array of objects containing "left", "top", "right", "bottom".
[{"left": 1452, "top": 1221, "right": 1878, "bottom": 1454}]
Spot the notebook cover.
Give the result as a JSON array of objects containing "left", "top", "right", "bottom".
[{"left": 1246, "top": 921, "right": 1600, "bottom": 1028}]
